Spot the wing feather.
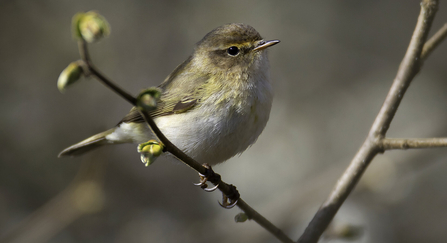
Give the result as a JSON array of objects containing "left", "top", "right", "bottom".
[{"left": 118, "top": 56, "right": 205, "bottom": 125}]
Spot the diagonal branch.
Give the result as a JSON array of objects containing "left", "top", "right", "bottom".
[
  {"left": 368, "top": 0, "right": 438, "bottom": 139},
  {"left": 298, "top": 1, "right": 441, "bottom": 242},
  {"left": 77, "top": 38, "right": 294, "bottom": 243},
  {"left": 78, "top": 40, "right": 137, "bottom": 105}
]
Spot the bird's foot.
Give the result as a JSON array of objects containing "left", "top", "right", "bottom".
[
  {"left": 193, "top": 163, "right": 239, "bottom": 209},
  {"left": 194, "top": 163, "right": 221, "bottom": 192}
]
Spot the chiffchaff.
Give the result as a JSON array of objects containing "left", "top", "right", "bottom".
[{"left": 59, "top": 23, "right": 279, "bottom": 165}]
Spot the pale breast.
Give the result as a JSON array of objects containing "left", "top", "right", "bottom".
[{"left": 155, "top": 74, "right": 273, "bottom": 165}]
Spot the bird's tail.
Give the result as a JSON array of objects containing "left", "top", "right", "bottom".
[{"left": 58, "top": 128, "right": 116, "bottom": 158}]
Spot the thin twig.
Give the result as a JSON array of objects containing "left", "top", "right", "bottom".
[
  {"left": 135, "top": 105, "right": 293, "bottom": 243},
  {"left": 79, "top": 40, "right": 137, "bottom": 104},
  {"left": 135, "top": 108, "right": 208, "bottom": 174},
  {"left": 77, "top": 39, "right": 293, "bottom": 243},
  {"left": 421, "top": 23, "right": 447, "bottom": 59},
  {"left": 382, "top": 137, "right": 447, "bottom": 150},
  {"left": 298, "top": 1, "right": 440, "bottom": 242},
  {"left": 238, "top": 199, "right": 294, "bottom": 243}
]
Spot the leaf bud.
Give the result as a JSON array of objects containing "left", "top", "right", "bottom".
[
  {"left": 137, "top": 88, "right": 162, "bottom": 112},
  {"left": 57, "top": 60, "right": 84, "bottom": 93},
  {"left": 73, "top": 11, "right": 110, "bottom": 43},
  {"left": 234, "top": 213, "right": 249, "bottom": 223},
  {"left": 138, "top": 140, "right": 164, "bottom": 166}
]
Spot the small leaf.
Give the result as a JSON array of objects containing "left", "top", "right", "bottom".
[{"left": 58, "top": 60, "right": 84, "bottom": 93}]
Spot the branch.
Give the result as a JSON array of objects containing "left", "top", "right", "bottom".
[
  {"left": 77, "top": 38, "right": 293, "bottom": 243},
  {"left": 298, "top": 1, "right": 440, "bottom": 242},
  {"left": 368, "top": 0, "right": 438, "bottom": 139},
  {"left": 78, "top": 40, "right": 137, "bottom": 104},
  {"left": 421, "top": 23, "right": 447, "bottom": 60},
  {"left": 0, "top": 157, "right": 106, "bottom": 243},
  {"left": 382, "top": 137, "right": 447, "bottom": 150}
]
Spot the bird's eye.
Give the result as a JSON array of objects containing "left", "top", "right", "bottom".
[{"left": 227, "top": 46, "right": 240, "bottom": 56}]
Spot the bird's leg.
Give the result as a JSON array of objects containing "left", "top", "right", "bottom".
[{"left": 194, "top": 163, "right": 221, "bottom": 192}]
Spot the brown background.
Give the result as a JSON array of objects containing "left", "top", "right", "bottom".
[{"left": 1, "top": 1, "right": 447, "bottom": 242}]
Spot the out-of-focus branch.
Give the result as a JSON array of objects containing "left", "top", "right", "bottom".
[
  {"left": 382, "top": 137, "right": 447, "bottom": 150},
  {"left": 298, "top": 1, "right": 441, "bottom": 242},
  {"left": 421, "top": 23, "right": 447, "bottom": 59},
  {"left": 0, "top": 157, "right": 106, "bottom": 243},
  {"left": 76, "top": 34, "right": 294, "bottom": 243}
]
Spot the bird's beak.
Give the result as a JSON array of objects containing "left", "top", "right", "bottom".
[{"left": 253, "top": 39, "right": 280, "bottom": 52}]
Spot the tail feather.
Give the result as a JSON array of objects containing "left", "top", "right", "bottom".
[{"left": 58, "top": 129, "right": 115, "bottom": 158}]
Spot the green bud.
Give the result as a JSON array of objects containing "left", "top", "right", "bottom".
[
  {"left": 234, "top": 213, "right": 249, "bottom": 223},
  {"left": 73, "top": 11, "right": 110, "bottom": 43},
  {"left": 58, "top": 60, "right": 84, "bottom": 93},
  {"left": 336, "top": 225, "right": 363, "bottom": 240},
  {"left": 72, "top": 13, "right": 85, "bottom": 40},
  {"left": 138, "top": 140, "right": 164, "bottom": 166},
  {"left": 137, "top": 88, "right": 162, "bottom": 112},
  {"left": 325, "top": 223, "right": 363, "bottom": 240}
]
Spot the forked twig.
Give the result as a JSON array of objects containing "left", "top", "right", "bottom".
[{"left": 298, "top": 1, "right": 444, "bottom": 242}]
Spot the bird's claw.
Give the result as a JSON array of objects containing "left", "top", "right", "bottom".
[
  {"left": 204, "top": 183, "right": 219, "bottom": 192},
  {"left": 194, "top": 163, "right": 221, "bottom": 192},
  {"left": 194, "top": 163, "right": 239, "bottom": 209},
  {"left": 218, "top": 184, "right": 240, "bottom": 209},
  {"left": 193, "top": 174, "right": 207, "bottom": 187},
  {"left": 193, "top": 174, "right": 219, "bottom": 192}
]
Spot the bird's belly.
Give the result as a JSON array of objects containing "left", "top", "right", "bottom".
[{"left": 153, "top": 104, "right": 270, "bottom": 165}]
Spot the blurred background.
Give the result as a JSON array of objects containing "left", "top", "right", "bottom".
[{"left": 1, "top": 1, "right": 447, "bottom": 242}]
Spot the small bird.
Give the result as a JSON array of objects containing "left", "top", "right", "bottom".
[{"left": 59, "top": 23, "right": 279, "bottom": 165}]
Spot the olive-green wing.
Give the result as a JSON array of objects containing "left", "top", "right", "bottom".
[
  {"left": 118, "top": 56, "right": 205, "bottom": 125},
  {"left": 118, "top": 97, "right": 198, "bottom": 124}
]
